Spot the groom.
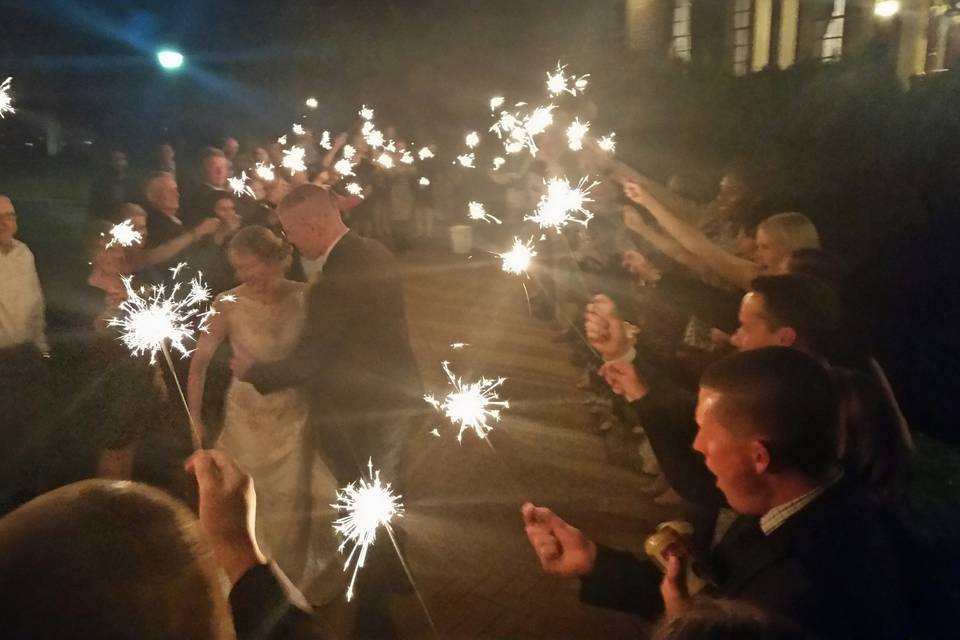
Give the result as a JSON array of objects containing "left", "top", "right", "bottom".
[{"left": 231, "top": 184, "right": 423, "bottom": 636}]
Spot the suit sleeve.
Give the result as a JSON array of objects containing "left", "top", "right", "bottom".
[
  {"left": 629, "top": 377, "right": 726, "bottom": 509},
  {"left": 229, "top": 563, "right": 332, "bottom": 640},
  {"left": 579, "top": 544, "right": 665, "bottom": 618}
]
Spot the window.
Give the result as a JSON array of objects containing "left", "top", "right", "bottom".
[
  {"left": 732, "top": 0, "right": 753, "bottom": 76},
  {"left": 821, "top": 0, "right": 846, "bottom": 62},
  {"left": 671, "top": 0, "right": 693, "bottom": 61}
]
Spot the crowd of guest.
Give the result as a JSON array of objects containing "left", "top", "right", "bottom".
[{"left": 0, "top": 104, "right": 953, "bottom": 640}]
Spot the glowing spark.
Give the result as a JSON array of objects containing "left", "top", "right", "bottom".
[
  {"left": 566, "top": 118, "right": 590, "bottom": 151},
  {"left": 334, "top": 157, "right": 355, "bottom": 177},
  {"left": 456, "top": 153, "right": 475, "bottom": 168},
  {"left": 423, "top": 361, "right": 509, "bottom": 442},
  {"left": 108, "top": 269, "right": 214, "bottom": 365},
  {"left": 332, "top": 459, "right": 403, "bottom": 602},
  {"left": 361, "top": 121, "right": 375, "bottom": 136},
  {"left": 0, "top": 77, "right": 14, "bottom": 118},
  {"left": 254, "top": 162, "right": 276, "bottom": 182},
  {"left": 277, "top": 134, "right": 288, "bottom": 145},
  {"left": 228, "top": 172, "right": 255, "bottom": 198},
  {"left": 345, "top": 182, "right": 363, "bottom": 196},
  {"left": 490, "top": 96, "right": 505, "bottom": 110},
  {"left": 546, "top": 63, "right": 590, "bottom": 97},
  {"left": 282, "top": 146, "right": 307, "bottom": 173},
  {"left": 105, "top": 219, "right": 143, "bottom": 249},
  {"left": 492, "top": 157, "right": 505, "bottom": 170},
  {"left": 365, "top": 129, "right": 385, "bottom": 149},
  {"left": 505, "top": 141, "right": 524, "bottom": 155},
  {"left": 359, "top": 105, "right": 375, "bottom": 120},
  {"left": 305, "top": 97, "right": 318, "bottom": 109},
  {"left": 498, "top": 237, "right": 537, "bottom": 275},
  {"left": 429, "top": 429, "right": 441, "bottom": 438},
  {"left": 219, "top": 294, "right": 237, "bottom": 303},
  {"left": 319, "top": 131, "right": 332, "bottom": 150},
  {"left": 450, "top": 342, "right": 469, "bottom": 349},
  {"left": 489, "top": 104, "right": 556, "bottom": 156},
  {"left": 384, "top": 140, "right": 397, "bottom": 153},
  {"left": 598, "top": 133, "right": 617, "bottom": 152},
  {"left": 525, "top": 177, "right": 597, "bottom": 232},
  {"left": 419, "top": 177, "right": 430, "bottom": 186},
  {"left": 525, "top": 105, "right": 556, "bottom": 136},
  {"left": 465, "top": 131, "right": 480, "bottom": 149},
  {"left": 343, "top": 144, "right": 356, "bottom": 160},
  {"left": 400, "top": 150, "right": 415, "bottom": 165},
  {"left": 292, "top": 123, "right": 306, "bottom": 136},
  {"left": 376, "top": 152, "right": 394, "bottom": 169},
  {"left": 170, "top": 262, "right": 187, "bottom": 280},
  {"left": 468, "top": 201, "right": 501, "bottom": 224},
  {"left": 417, "top": 146, "right": 434, "bottom": 160}
]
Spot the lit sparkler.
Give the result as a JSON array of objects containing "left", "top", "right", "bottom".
[
  {"left": 305, "top": 97, "right": 318, "bottom": 109},
  {"left": 465, "top": 131, "right": 480, "bottom": 149},
  {"left": 546, "top": 63, "right": 590, "bottom": 97},
  {"left": 361, "top": 121, "right": 375, "bottom": 136},
  {"left": 345, "top": 182, "right": 363, "bottom": 196},
  {"left": 282, "top": 146, "right": 307, "bottom": 173},
  {"left": 319, "top": 130, "right": 332, "bottom": 150},
  {"left": 365, "top": 128, "right": 385, "bottom": 149},
  {"left": 525, "top": 176, "right": 597, "bottom": 232},
  {"left": 343, "top": 144, "right": 356, "bottom": 160},
  {"left": 417, "top": 146, "right": 434, "bottom": 160},
  {"left": 277, "top": 134, "right": 288, "bottom": 145},
  {"left": 598, "top": 133, "right": 617, "bottom": 152},
  {"left": 104, "top": 219, "right": 143, "bottom": 249},
  {"left": 384, "top": 140, "right": 397, "bottom": 153},
  {"left": 498, "top": 237, "right": 538, "bottom": 275},
  {"left": 334, "top": 157, "right": 355, "bottom": 177},
  {"left": 228, "top": 171, "right": 255, "bottom": 198},
  {"left": 489, "top": 104, "right": 556, "bottom": 156},
  {"left": 419, "top": 177, "right": 430, "bottom": 186},
  {"left": 450, "top": 342, "right": 469, "bottom": 349},
  {"left": 467, "top": 201, "right": 501, "bottom": 224},
  {"left": 423, "top": 361, "right": 509, "bottom": 442},
  {"left": 254, "top": 162, "right": 276, "bottom": 182},
  {"left": 456, "top": 153, "right": 475, "bottom": 168},
  {"left": 376, "top": 152, "right": 394, "bottom": 169},
  {"left": 291, "top": 123, "right": 306, "bottom": 136},
  {"left": 359, "top": 105, "right": 375, "bottom": 121},
  {"left": 490, "top": 96, "right": 505, "bottom": 110},
  {"left": 492, "top": 157, "right": 506, "bottom": 170},
  {"left": 566, "top": 118, "right": 590, "bottom": 151},
  {"left": 332, "top": 459, "right": 404, "bottom": 601},
  {"left": 399, "top": 150, "right": 415, "bottom": 165},
  {"left": 0, "top": 77, "right": 13, "bottom": 118}
]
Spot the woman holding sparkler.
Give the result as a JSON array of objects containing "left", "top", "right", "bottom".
[{"left": 187, "top": 225, "right": 343, "bottom": 604}]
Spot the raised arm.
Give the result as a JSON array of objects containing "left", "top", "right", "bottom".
[
  {"left": 187, "top": 298, "right": 229, "bottom": 435},
  {"left": 622, "top": 205, "right": 712, "bottom": 279},
  {"left": 624, "top": 181, "right": 759, "bottom": 291}
]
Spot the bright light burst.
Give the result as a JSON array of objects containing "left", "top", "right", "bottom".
[
  {"left": 546, "top": 63, "right": 590, "bottom": 97},
  {"left": 424, "top": 361, "right": 510, "bottom": 442},
  {"left": 498, "top": 237, "right": 537, "bottom": 275},
  {"left": 108, "top": 267, "right": 215, "bottom": 365},
  {"left": 361, "top": 121, "right": 375, "bottom": 136},
  {"left": 291, "top": 123, "right": 306, "bottom": 136},
  {"left": 566, "top": 118, "right": 590, "bottom": 151},
  {"left": 525, "top": 176, "right": 597, "bottom": 232},
  {"left": 343, "top": 144, "right": 356, "bottom": 160},
  {"left": 467, "top": 201, "right": 501, "bottom": 224},
  {"left": 305, "top": 97, "right": 318, "bottom": 109},
  {"left": 227, "top": 172, "right": 255, "bottom": 198},
  {"left": 598, "top": 133, "right": 617, "bottom": 152},
  {"left": 0, "top": 77, "right": 14, "bottom": 118},
  {"left": 345, "top": 182, "right": 363, "bottom": 196},
  {"left": 490, "top": 96, "right": 505, "bottom": 110},
  {"left": 319, "top": 130, "right": 332, "bottom": 150},
  {"left": 376, "top": 152, "right": 394, "bottom": 169},
  {"left": 104, "top": 219, "right": 143, "bottom": 249},
  {"left": 456, "top": 153, "right": 475, "bottom": 168},
  {"left": 489, "top": 104, "right": 556, "bottom": 156},
  {"left": 417, "top": 146, "right": 434, "bottom": 160},
  {"left": 334, "top": 157, "right": 355, "bottom": 177},
  {"left": 332, "top": 459, "right": 404, "bottom": 602},
  {"left": 359, "top": 105, "right": 375, "bottom": 120},
  {"left": 399, "top": 150, "right": 415, "bottom": 165},
  {"left": 365, "top": 128, "right": 385, "bottom": 149},
  {"left": 282, "top": 146, "right": 307, "bottom": 173},
  {"left": 492, "top": 157, "right": 506, "bottom": 170},
  {"left": 277, "top": 134, "right": 288, "bottom": 145},
  {"left": 465, "top": 131, "right": 480, "bottom": 149},
  {"left": 419, "top": 177, "right": 430, "bottom": 186},
  {"left": 254, "top": 162, "right": 276, "bottom": 182}
]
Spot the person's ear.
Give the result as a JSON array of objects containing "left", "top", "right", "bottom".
[
  {"left": 774, "top": 326, "right": 797, "bottom": 348},
  {"left": 750, "top": 440, "right": 771, "bottom": 475}
]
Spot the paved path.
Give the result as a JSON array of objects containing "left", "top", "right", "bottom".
[{"left": 365, "top": 247, "right": 674, "bottom": 639}]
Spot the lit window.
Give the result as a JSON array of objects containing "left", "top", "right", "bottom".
[
  {"left": 671, "top": 0, "right": 693, "bottom": 61},
  {"left": 732, "top": 0, "right": 753, "bottom": 76},
  {"left": 821, "top": 0, "right": 846, "bottom": 61}
]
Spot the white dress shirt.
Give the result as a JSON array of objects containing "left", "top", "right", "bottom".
[
  {"left": 299, "top": 228, "right": 349, "bottom": 284},
  {"left": 0, "top": 239, "right": 48, "bottom": 352}
]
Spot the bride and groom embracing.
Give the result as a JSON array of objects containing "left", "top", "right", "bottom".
[{"left": 188, "top": 184, "right": 423, "bottom": 637}]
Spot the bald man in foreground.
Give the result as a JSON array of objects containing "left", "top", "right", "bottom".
[{"left": 232, "top": 184, "right": 422, "bottom": 638}]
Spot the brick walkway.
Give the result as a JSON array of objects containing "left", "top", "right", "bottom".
[{"left": 327, "top": 248, "right": 677, "bottom": 639}]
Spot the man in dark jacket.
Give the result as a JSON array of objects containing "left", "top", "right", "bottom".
[{"left": 522, "top": 348, "right": 908, "bottom": 640}]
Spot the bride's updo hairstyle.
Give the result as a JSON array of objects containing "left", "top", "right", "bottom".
[{"left": 228, "top": 225, "right": 293, "bottom": 270}]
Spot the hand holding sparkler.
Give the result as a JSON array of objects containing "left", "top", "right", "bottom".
[
  {"left": 584, "top": 294, "right": 631, "bottom": 361},
  {"left": 521, "top": 502, "right": 597, "bottom": 577}
]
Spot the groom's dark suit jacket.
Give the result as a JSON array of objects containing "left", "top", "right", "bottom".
[{"left": 245, "top": 231, "right": 422, "bottom": 482}]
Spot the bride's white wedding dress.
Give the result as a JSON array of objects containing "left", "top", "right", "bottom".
[{"left": 217, "top": 282, "right": 343, "bottom": 603}]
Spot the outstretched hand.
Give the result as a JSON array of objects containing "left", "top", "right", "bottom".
[
  {"left": 599, "top": 360, "right": 649, "bottom": 402},
  {"left": 585, "top": 294, "right": 631, "bottom": 361},
  {"left": 521, "top": 502, "right": 597, "bottom": 577}
]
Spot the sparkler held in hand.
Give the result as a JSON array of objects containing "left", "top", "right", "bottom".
[{"left": 423, "top": 360, "right": 509, "bottom": 443}]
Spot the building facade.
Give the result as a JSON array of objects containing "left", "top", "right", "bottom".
[{"left": 625, "top": 0, "right": 960, "bottom": 83}]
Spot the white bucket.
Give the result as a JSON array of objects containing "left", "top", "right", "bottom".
[{"left": 449, "top": 224, "right": 473, "bottom": 254}]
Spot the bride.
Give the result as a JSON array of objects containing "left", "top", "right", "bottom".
[{"left": 188, "top": 225, "right": 342, "bottom": 603}]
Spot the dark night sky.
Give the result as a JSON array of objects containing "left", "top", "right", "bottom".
[{"left": 0, "top": 0, "right": 625, "bottom": 147}]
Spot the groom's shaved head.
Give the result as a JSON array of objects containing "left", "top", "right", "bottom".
[{"left": 278, "top": 184, "right": 338, "bottom": 221}]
